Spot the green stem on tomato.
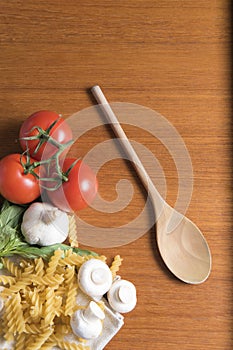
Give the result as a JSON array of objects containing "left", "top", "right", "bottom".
[
  {"left": 20, "top": 118, "right": 73, "bottom": 153},
  {"left": 20, "top": 130, "right": 75, "bottom": 190}
]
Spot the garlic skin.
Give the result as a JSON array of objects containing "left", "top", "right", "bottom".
[
  {"left": 107, "top": 278, "right": 137, "bottom": 313},
  {"left": 70, "top": 301, "right": 105, "bottom": 340},
  {"left": 21, "top": 202, "right": 69, "bottom": 246},
  {"left": 77, "top": 259, "right": 113, "bottom": 300}
]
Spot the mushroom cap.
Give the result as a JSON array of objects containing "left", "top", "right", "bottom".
[
  {"left": 70, "top": 302, "right": 104, "bottom": 340},
  {"left": 107, "top": 279, "right": 137, "bottom": 313},
  {"left": 77, "top": 259, "right": 112, "bottom": 298}
]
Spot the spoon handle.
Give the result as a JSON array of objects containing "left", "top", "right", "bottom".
[{"left": 91, "top": 85, "right": 164, "bottom": 212}]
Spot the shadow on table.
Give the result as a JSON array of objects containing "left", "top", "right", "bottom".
[{"left": 0, "top": 100, "right": 22, "bottom": 159}]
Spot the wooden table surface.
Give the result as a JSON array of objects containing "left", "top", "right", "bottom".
[{"left": 0, "top": 1, "right": 232, "bottom": 349}]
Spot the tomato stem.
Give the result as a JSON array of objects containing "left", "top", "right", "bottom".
[
  {"left": 63, "top": 158, "right": 80, "bottom": 178},
  {"left": 19, "top": 122, "right": 75, "bottom": 191},
  {"left": 19, "top": 118, "right": 70, "bottom": 155}
]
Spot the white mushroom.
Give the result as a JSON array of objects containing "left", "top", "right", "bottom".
[
  {"left": 77, "top": 259, "right": 112, "bottom": 300},
  {"left": 70, "top": 301, "right": 105, "bottom": 340},
  {"left": 107, "top": 278, "right": 137, "bottom": 313},
  {"left": 21, "top": 202, "right": 69, "bottom": 246}
]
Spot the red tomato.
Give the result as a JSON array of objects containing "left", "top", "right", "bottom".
[
  {"left": 19, "top": 110, "right": 73, "bottom": 161},
  {"left": 46, "top": 158, "right": 98, "bottom": 212},
  {"left": 0, "top": 154, "right": 40, "bottom": 204}
]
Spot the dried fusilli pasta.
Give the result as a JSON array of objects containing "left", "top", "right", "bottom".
[
  {"left": 26, "top": 328, "right": 53, "bottom": 350},
  {"left": 4, "top": 292, "right": 25, "bottom": 336},
  {"left": 57, "top": 340, "right": 90, "bottom": 350},
  {"left": 15, "top": 332, "right": 26, "bottom": 350},
  {"left": 46, "top": 249, "right": 63, "bottom": 276},
  {"left": 42, "top": 287, "right": 56, "bottom": 327},
  {"left": 68, "top": 215, "right": 79, "bottom": 248},
  {"left": 110, "top": 255, "right": 123, "bottom": 279},
  {"left": 1, "top": 258, "right": 22, "bottom": 278},
  {"left": 64, "top": 280, "right": 78, "bottom": 316},
  {"left": 59, "top": 252, "right": 84, "bottom": 267},
  {"left": 34, "top": 257, "right": 45, "bottom": 277},
  {"left": 0, "top": 275, "right": 16, "bottom": 286},
  {"left": 0, "top": 249, "right": 122, "bottom": 350},
  {"left": 25, "top": 323, "right": 41, "bottom": 335}
]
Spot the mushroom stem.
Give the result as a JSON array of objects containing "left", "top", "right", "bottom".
[{"left": 83, "top": 301, "right": 105, "bottom": 322}]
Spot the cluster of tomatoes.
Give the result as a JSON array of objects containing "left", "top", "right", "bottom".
[{"left": 0, "top": 110, "right": 98, "bottom": 212}]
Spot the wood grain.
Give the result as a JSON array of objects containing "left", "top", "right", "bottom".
[{"left": 0, "top": 1, "right": 232, "bottom": 349}]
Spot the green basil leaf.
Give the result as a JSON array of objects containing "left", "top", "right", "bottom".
[
  {"left": 0, "top": 200, "right": 11, "bottom": 213},
  {"left": 0, "top": 203, "right": 25, "bottom": 228}
]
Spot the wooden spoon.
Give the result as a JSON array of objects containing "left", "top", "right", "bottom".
[{"left": 91, "top": 85, "right": 211, "bottom": 284}]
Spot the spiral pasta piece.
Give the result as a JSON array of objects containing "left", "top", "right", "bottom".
[
  {"left": 5, "top": 292, "right": 25, "bottom": 335},
  {"left": 15, "top": 332, "right": 26, "bottom": 350},
  {"left": 1, "top": 277, "right": 32, "bottom": 296},
  {"left": 1, "top": 257, "right": 22, "bottom": 278},
  {"left": 46, "top": 248, "right": 63, "bottom": 276},
  {"left": 40, "top": 341, "right": 57, "bottom": 350},
  {"left": 63, "top": 265, "right": 78, "bottom": 316},
  {"left": 26, "top": 328, "right": 53, "bottom": 350},
  {"left": 2, "top": 307, "right": 13, "bottom": 342},
  {"left": 57, "top": 340, "right": 90, "bottom": 350},
  {"left": 59, "top": 252, "right": 84, "bottom": 267},
  {"left": 34, "top": 257, "right": 45, "bottom": 277},
  {"left": 110, "top": 255, "right": 123, "bottom": 279},
  {"left": 25, "top": 323, "right": 41, "bottom": 334},
  {"left": 54, "top": 295, "right": 63, "bottom": 317},
  {"left": 27, "top": 289, "right": 43, "bottom": 320},
  {"left": 19, "top": 259, "right": 31, "bottom": 269},
  {"left": 64, "top": 265, "right": 75, "bottom": 286},
  {"left": 42, "top": 287, "right": 56, "bottom": 327},
  {"left": 64, "top": 279, "right": 78, "bottom": 316},
  {"left": 0, "top": 275, "right": 16, "bottom": 286},
  {"left": 41, "top": 273, "right": 64, "bottom": 286},
  {"left": 21, "top": 264, "right": 35, "bottom": 276},
  {"left": 68, "top": 214, "right": 79, "bottom": 248},
  {"left": 83, "top": 254, "right": 107, "bottom": 263}
]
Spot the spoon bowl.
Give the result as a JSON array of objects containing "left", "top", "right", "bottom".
[
  {"left": 91, "top": 85, "right": 212, "bottom": 284},
  {"left": 155, "top": 201, "right": 211, "bottom": 283}
]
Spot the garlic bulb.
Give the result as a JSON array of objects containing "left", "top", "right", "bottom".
[
  {"left": 107, "top": 278, "right": 137, "bottom": 313},
  {"left": 21, "top": 202, "right": 69, "bottom": 246},
  {"left": 70, "top": 301, "right": 105, "bottom": 340},
  {"left": 77, "top": 259, "right": 112, "bottom": 300}
]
